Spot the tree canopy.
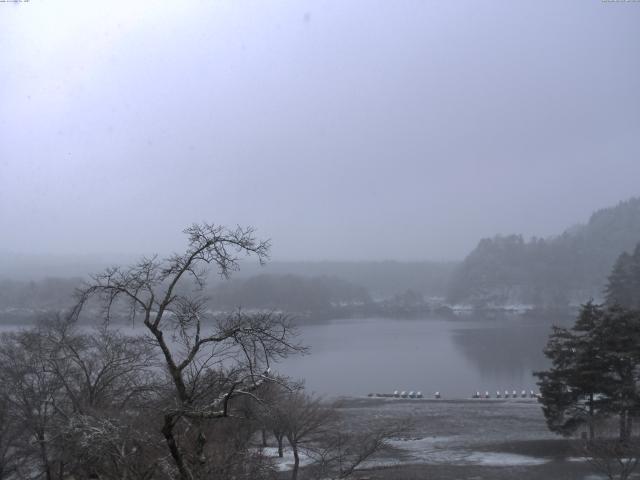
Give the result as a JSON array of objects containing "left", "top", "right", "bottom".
[
  {"left": 535, "top": 302, "right": 640, "bottom": 442},
  {"left": 605, "top": 243, "right": 640, "bottom": 309}
]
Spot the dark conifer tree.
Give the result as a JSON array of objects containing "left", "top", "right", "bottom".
[
  {"left": 593, "top": 306, "right": 640, "bottom": 441},
  {"left": 537, "top": 301, "right": 640, "bottom": 441},
  {"left": 535, "top": 302, "right": 607, "bottom": 439},
  {"left": 605, "top": 243, "right": 640, "bottom": 309}
]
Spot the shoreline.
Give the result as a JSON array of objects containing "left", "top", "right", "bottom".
[{"left": 271, "top": 396, "right": 605, "bottom": 479}]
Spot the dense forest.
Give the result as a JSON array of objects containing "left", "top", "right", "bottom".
[{"left": 447, "top": 198, "right": 640, "bottom": 307}]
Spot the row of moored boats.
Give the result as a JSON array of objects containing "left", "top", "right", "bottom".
[
  {"left": 366, "top": 389, "right": 541, "bottom": 399},
  {"left": 472, "top": 390, "right": 540, "bottom": 399}
]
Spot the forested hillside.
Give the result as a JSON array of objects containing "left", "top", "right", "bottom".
[
  {"left": 236, "top": 260, "right": 457, "bottom": 298},
  {"left": 447, "top": 198, "right": 640, "bottom": 307}
]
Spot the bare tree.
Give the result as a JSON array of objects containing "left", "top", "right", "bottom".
[
  {"left": 0, "top": 329, "right": 65, "bottom": 480},
  {"left": 72, "top": 223, "right": 304, "bottom": 480},
  {"left": 41, "top": 316, "right": 163, "bottom": 480},
  {"left": 255, "top": 379, "right": 304, "bottom": 458},
  {"left": 580, "top": 421, "right": 640, "bottom": 480},
  {"left": 277, "top": 392, "right": 337, "bottom": 480},
  {"left": 39, "top": 314, "right": 159, "bottom": 414},
  {"left": 306, "top": 421, "right": 402, "bottom": 479},
  {"left": 60, "top": 410, "right": 163, "bottom": 480},
  {"left": 0, "top": 386, "right": 23, "bottom": 480},
  {"left": 0, "top": 314, "right": 166, "bottom": 480},
  {"left": 582, "top": 438, "right": 640, "bottom": 480},
  {"left": 264, "top": 391, "right": 401, "bottom": 480}
]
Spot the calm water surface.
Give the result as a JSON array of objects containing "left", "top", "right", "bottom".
[
  {"left": 275, "top": 314, "right": 571, "bottom": 398},
  {"left": 0, "top": 312, "right": 571, "bottom": 399}
]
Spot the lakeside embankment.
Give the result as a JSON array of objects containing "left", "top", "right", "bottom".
[{"left": 272, "top": 397, "right": 605, "bottom": 480}]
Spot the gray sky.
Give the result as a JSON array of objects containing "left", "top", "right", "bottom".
[{"left": 1, "top": 0, "right": 639, "bottom": 261}]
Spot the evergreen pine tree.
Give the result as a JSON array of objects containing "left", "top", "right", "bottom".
[
  {"left": 605, "top": 243, "right": 640, "bottom": 309},
  {"left": 535, "top": 302, "right": 607, "bottom": 439},
  {"left": 537, "top": 302, "right": 640, "bottom": 441},
  {"left": 605, "top": 252, "right": 632, "bottom": 307},
  {"left": 592, "top": 306, "right": 640, "bottom": 441}
]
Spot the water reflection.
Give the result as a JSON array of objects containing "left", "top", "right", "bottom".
[
  {"left": 450, "top": 311, "right": 574, "bottom": 391},
  {"left": 277, "top": 313, "right": 574, "bottom": 398},
  {"left": 0, "top": 312, "right": 575, "bottom": 399}
]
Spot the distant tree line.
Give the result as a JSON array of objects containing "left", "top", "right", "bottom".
[
  {"left": 6, "top": 198, "right": 640, "bottom": 317},
  {"left": 245, "top": 261, "right": 457, "bottom": 299},
  {"left": 211, "top": 274, "right": 371, "bottom": 313},
  {"left": 0, "top": 278, "right": 80, "bottom": 312},
  {"left": 0, "top": 273, "right": 440, "bottom": 324},
  {"left": 448, "top": 198, "right": 640, "bottom": 307}
]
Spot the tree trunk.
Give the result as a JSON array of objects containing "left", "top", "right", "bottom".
[
  {"left": 620, "top": 410, "right": 629, "bottom": 442},
  {"left": 291, "top": 444, "right": 299, "bottom": 480},
  {"left": 261, "top": 429, "right": 268, "bottom": 447},
  {"left": 277, "top": 434, "right": 284, "bottom": 458},
  {"left": 161, "top": 414, "right": 193, "bottom": 480},
  {"left": 588, "top": 394, "right": 595, "bottom": 440},
  {"left": 37, "top": 432, "right": 52, "bottom": 480}
]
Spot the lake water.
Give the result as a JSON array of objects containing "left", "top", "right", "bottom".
[
  {"left": 274, "top": 313, "right": 572, "bottom": 398},
  {"left": 0, "top": 311, "right": 572, "bottom": 399}
]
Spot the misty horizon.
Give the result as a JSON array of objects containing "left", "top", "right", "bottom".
[{"left": 1, "top": 195, "right": 638, "bottom": 265}]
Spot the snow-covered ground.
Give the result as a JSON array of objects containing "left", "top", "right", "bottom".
[
  {"left": 261, "top": 447, "right": 314, "bottom": 472},
  {"left": 262, "top": 438, "right": 550, "bottom": 473},
  {"left": 261, "top": 399, "right": 613, "bottom": 478},
  {"left": 386, "top": 437, "right": 548, "bottom": 466}
]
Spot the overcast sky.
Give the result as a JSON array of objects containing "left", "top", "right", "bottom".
[{"left": 1, "top": 0, "right": 639, "bottom": 261}]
